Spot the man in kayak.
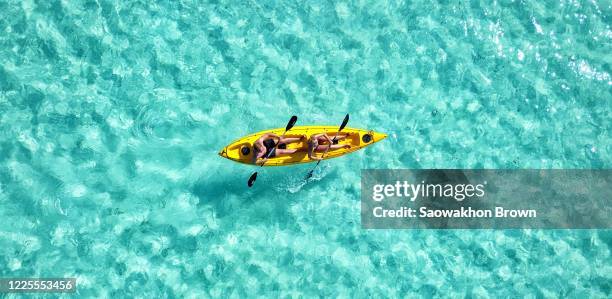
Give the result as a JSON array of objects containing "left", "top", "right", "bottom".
[
  {"left": 307, "top": 133, "right": 351, "bottom": 161},
  {"left": 252, "top": 133, "right": 303, "bottom": 164}
]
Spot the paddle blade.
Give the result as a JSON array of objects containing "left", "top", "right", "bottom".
[
  {"left": 286, "top": 115, "right": 298, "bottom": 131},
  {"left": 305, "top": 170, "right": 313, "bottom": 180},
  {"left": 248, "top": 172, "right": 258, "bottom": 187},
  {"left": 339, "top": 114, "right": 349, "bottom": 131}
]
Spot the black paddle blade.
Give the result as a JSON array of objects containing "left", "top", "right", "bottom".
[
  {"left": 305, "top": 160, "right": 322, "bottom": 180},
  {"left": 339, "top": 114, "right": 349, "bottom": 131},
  {"left": 286, "top": 115, "right": 298, "bottom": 131},
  {"left": 248, "top": 172, "right": 258, "bottom": 187}
]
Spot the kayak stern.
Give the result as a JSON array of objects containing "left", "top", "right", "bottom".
[{"left": 372, "top": 132, "right": 388, "bottom": 143}]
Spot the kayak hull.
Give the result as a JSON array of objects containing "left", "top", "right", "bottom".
[{"left": 218, "top": 126, "right": 387, "bottom": 166}]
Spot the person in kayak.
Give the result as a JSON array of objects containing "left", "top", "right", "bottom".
[
  {"left": 307, "top": 133, "right": 350, "bottom": 161},
  {"left": 252, "top": 133, "right": 303, "bottom": 163}
]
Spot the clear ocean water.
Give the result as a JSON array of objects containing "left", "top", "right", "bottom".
[{"left": 0, "top": 0, "right": 610, "bottom": 297}]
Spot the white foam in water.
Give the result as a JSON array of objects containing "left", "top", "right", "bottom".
[
  {"left": 276, "top": 164, "right": 331, "bottom": 194},
  {"left": 532, "top": 17, "right": 544, "bottom": 34}
]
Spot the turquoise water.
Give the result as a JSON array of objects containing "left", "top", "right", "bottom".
[{"left": 0, "top": 0, "right": 611, "bottom": 297}]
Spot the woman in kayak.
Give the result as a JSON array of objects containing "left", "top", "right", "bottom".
[
  {"left": 307, "top": 133, "right": 351, "bottom": 161},
  {"left": 252, "top": 133, "right": 303, "bottom": 163}
]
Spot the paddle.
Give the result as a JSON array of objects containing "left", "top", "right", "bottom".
[
  {"left": 247, "top": 115, "right": 298, "bottom": 187},
  {"left": 305, "top": 114, "right": 349, "bottom": 180}
]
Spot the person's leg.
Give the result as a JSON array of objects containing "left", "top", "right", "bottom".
[
  {"left": 316, "top": 134, "right": 348, "bottom": 145},
  {"left": 333, "top": 134, "right": 348, "bottom": 141},
  {"left": 315, "top": 144, "right": 350, "bottom": 151},
  {"left": 279, "top": 137, "right": 301, "bottom": 144},
  {"left": 275, "top": 148, "right": 298, "bottom": 155},
  {"left": 253, "top": 150, "right": 264, "bottom": 164},
  {"left": 331, "top": 134, "right": 348, "bottom": 144}
]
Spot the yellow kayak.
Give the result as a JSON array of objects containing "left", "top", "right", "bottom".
[{"left": 218, "top": 126, "right": 387, "bottom": 166}]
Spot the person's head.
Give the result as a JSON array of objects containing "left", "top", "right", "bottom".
[{"left": 309, "top": 135, "right": 317, "bottom": 143}]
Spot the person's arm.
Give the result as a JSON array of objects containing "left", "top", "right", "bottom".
[
  {"left": 308, "top": 149, "right": 322, "bottom": 160},
  {"left": 253, "top": 136, "right": 267, "bottom": 156},
  {"left": 252, "top": 142, "right": 264, "bottom": 164},
  {"left": 308, "top": 142, "right": 322, "bottom": 160},
  {"left": 324, "top": 134, "right": 334, "bottom": 144},
  {"left": 254, "top": 138, "right": 265, "bottom": 151}
]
